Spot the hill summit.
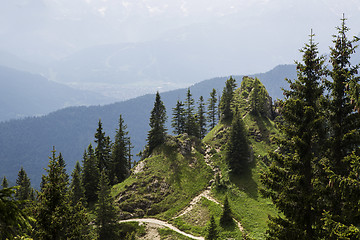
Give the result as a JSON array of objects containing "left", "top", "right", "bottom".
[{"left": 114, "top": 76, "right": 279, "bottom": 239}]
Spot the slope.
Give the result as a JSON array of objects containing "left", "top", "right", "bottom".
[
  {"left": 113, "top": 76, "right": 279, "bottom": 239},
  {"left": 0, "top": 64, "right": 295, "bottom": 187},
  {"left": 0, "top": 65, "right": 115, "bottom": 122}
]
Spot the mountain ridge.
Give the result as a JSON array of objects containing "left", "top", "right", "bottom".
[{"left": 0, "top": 64, "right": 296, "bottom": 187}]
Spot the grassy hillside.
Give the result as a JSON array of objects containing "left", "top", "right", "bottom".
[
  {"left": 112, "top": 76, "right": 280, "bottom": 239},
  {"left": 0, "top": 64, "right": 295, "bottom": 187}
]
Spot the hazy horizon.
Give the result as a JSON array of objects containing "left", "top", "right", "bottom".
[{"left": 1, "top": 0, "right": 360, "bottom": 102}]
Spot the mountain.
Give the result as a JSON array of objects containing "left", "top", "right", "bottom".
[
  {"left": 0, "top": 65, "right": 116, "bottom": 122},
  {"left": 0, "top": 64, "right": 295, "bottom": 186},
  {"left": 1, "top": 1, "right": 358, "bottom": 101},
  {"left": 113, "top": 76, "right": 278, "bottom": 239}
]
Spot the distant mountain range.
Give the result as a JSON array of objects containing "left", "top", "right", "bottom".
[
  {"left": 0, "top": 64, "right": 296, "bottom": 186},
  {"left": 0, "top": 65, "right": 116, "bottom": 122}
]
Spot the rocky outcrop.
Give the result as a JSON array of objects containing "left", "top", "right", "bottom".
[{"left": 116, "top": 175, "right": 172, "bottom": 219}]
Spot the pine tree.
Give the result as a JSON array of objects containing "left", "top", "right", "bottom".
[
  {"left": 220, "top": 196, "right": 233, "bottom": 226},
  {"left": 35, "top": 147, "right": 71, "bottom": 239},
  {"left": 184, "top": 88, "right": 199, "bottom": 137},
  {"left": 205, "top": 215, "right": 219, "bottom": 240},
  {"left": 111, "top": 114, "right": 131, "bottom": 184},
  {"left": 0, "top": 187, "right": 31, "bottom": 239},
  {"left": 207, "top": 88, "right": 218, "bottom": 131},
  {"left": 197, "top": 96, "right": 207, "bottom": 139},
  {"left": 226, "top": 111, "right": 250, "bottom": 174},
  {"left": 70, "top": 161, "right": 85, "bottom": 206},
  {"left": 220, "top": 76, "right": 237, "bottom": 121},
  {"left": 95, "top": 170, "right": 118, "bottom": 239},
  {"left": 249, "top": 78, "right": 268, "bottom": 115},
  {"left": 171, "top": 100, "right": 186, "bottom": 135},
  {"left": 15, "top": 167, "right": 32, "bottom": 209},
  {"left": 94, "top": 119, "right": 112, "bottom": 172},
  {"left": 147, "top": 91, "right": 167, "bottom": 155},
  {"left": 36, "top": 147, "right": 91, "bottom": 239},
  {"left": 82, "top": 144, "right": 100, "bottom": 204},
  {"left": 260, "top": 31, "right": 326, "bottom": 239},
  {"left": 321, "top": 16, "right": 360, "bottom": 236},
  {"left": 1, "top": 176, "right": 8, "bottom": 189}
]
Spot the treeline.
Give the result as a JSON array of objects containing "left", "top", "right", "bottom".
[
  {"left": 261, "top": 18, "right": 360, "bottom": 239},
  {"left": 0, "top": 115, "right": 133, "bottom": 239},
  {"left": 144, "top": 75, "right": 242, "bottom": 158},
  {"left": 0, "top": 74, "right": 240, "bottom": 239}
]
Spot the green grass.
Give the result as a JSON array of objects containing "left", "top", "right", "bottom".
[
  {"left": 111, "top": 136, "right": 213, "bottom": 220},
  {"left": 110, "top": 77, "right": 281, "bottom": 239},
  {"left": 170, "top": 197, "right": 243, "bottom": 239},
  {"left": 158, "top": 228, "right": 194, "bottom": 240}
]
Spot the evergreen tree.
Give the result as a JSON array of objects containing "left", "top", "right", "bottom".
[
  {"left": 171, "top": 100, "right": 186, "bottom": 135},
  {"left": 15, "top": 167, "right": 32, "bottom": 208},
  {"left": 226, "top": 111, "right": 250, "bottom": 174},
  {"left": 35, "top": 147, "right": 71, "bottom": 239},
  {"left": 67, "top": 201, "right": 91, "bottom": 240},
  {"left": 220, "top": 196, "right": 233, "bottom": 226},
  {"left": 205, "top": 215, "right": 219, "bottom": 240},
  {"left": 82, "top": 144, "right": 100, "bottom": 203},
  {"left": 260, "top": 31, "right": 326, "bottom": 239},
  {"left": 111, "top": 114, "right": 131, "bottom": 184},
  {"left": 207, "top": 88, "right": 218, "bottom": 131},
  {"left": 220, "top": 76, "right": 237, "bottom": 121},
  {"left": 197, "top": 96, "right": 207, "bottom": 139},
  {"left": 70, "top": 161, "right": 85, "bottom": 206},
  {"left": 249, "top": 78, "right": 268, "bottom": 115},
  {"left": 147, "top": 92, "right": 167, "bottom": 154},
  {"left": 0, "top": 187, "right": 31, "bottom": 239},
  {"left": 95, "top": 170, "right": 118, "bottom": 240},
  {"left": 1, "top": 176, "right": 8, "bottom": 189},
  {"left": 58, "top": 153, "right": 69, "bottom": 183},
  {"left": 36, "top": 147, "right": 91, "bottom": 239},
  {"left": 94, "top": 119, "right": 112, "bottom": 172},
  {"left": 321, "top": 16, "right": 360, "bottom": 235},
  {"left": 184, "top": 88, "right": 199, "bottom": 137}
]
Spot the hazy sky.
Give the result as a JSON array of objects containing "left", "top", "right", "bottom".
[{"left": 1, "top": 0, "right": 360, "bottom": 77}]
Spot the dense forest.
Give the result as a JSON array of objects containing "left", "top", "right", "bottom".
[{"left": 1, "top": 17, "right": 359, "bottom": 239}]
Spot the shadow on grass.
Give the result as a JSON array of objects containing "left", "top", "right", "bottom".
[
  {"left": 220, "top": 219, "right": 237, "bottom": 231},
  {"left": 230, "top": 159, "right": 259, "bottom": 199}
]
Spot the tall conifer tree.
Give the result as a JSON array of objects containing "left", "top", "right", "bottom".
[
  {"left": 226, "top": 111, "right": 250, "bottom": 174},
  {"left": 95, "top": 119, "right": 111, "bottom": 172},
  {"left": 36, "top": 147, "right": 90, "bottom": 239},
  {"left": 35, "top": 147, "right": 71, "bottom": 239},
  {"left": 207, "top": 88, "right": 218, "bottom": 131},
  {"left": 111, "top": 114, "right": 131, "bottom": 184},
  {"left": 220, "top": 77, "right": 237, "bottom": 121},
  {"left": 95, "top": 170, "right": 118, "bottom": 239},
  {"left": 147, "top": 92, "right": 167, "bottom": 154},
  {"left": 0, "top": 187, "right": 31, "bottom": 239},
  {"left": 197, "top": 96, "right": 207, "bottom": 139},
  {"left": 260, "top": 31, "right": 326, "bottom": 239},
  {"left": 321, "top": 16, "right": 360, "bottom": 237},
  {"left": 1, "top": 176, "right": 8, "bottom": 189},
  {"left": 171, "top": 100, "right": 186, "bottom": 135},
  {"left": 15, "top": 167, "right": 32, "bottom": 208},
  {"left": 82, "top": 144, "right": 100, "bottom": 203},
  {"left": 184, "top": 88, "right": 198, "bottom": 136},
  {"left": 70, "top": 161, "right": 85, "bottom": 206}
]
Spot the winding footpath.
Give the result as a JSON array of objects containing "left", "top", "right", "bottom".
[
  {"left": 119, "top": 218, "right": 204, "bottom": 240},
  {"left": 120, "top": 144, "right": 244, "bottom": 239},
  {"left": 174, "top": 144, "right": 244, "bottom": 232}
]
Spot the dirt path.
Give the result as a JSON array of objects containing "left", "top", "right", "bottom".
[
  {"left": 119, "top": 218, "right": 204, "bottom": 240},
  {"left": 174, "top": 144, "right": 245, "bottom": 233}
]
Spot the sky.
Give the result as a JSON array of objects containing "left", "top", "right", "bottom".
[{"left": 0, "top": 0, "right": 360, "bottom": 99}]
